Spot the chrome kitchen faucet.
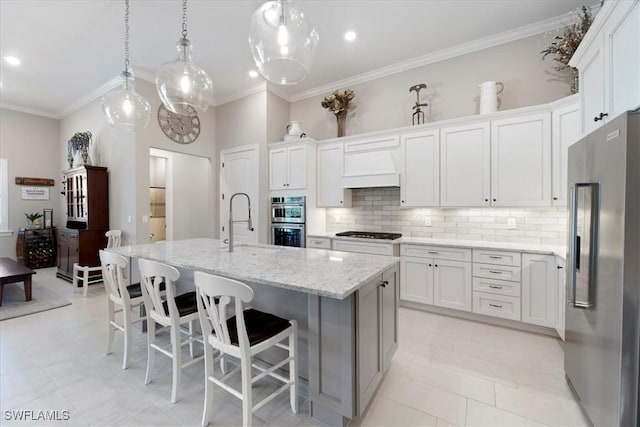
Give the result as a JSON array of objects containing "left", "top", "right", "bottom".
[{"left": 228, "top": 192, "right": 254, "bottom": 253}]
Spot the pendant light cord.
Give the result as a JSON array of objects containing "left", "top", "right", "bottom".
[
  {"left": 181, "top": 0, "right": 188, "bottom": 38},
  {"left": 124, "top": 0, "right": 130, "bottom": 74}
]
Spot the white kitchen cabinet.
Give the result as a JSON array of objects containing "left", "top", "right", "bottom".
[
  {"left": 400, "top": 129, "right": 439, "bottom": 207},
  {"left": 268, "top": 143, "right": 308, "bottom": 190},
  {"left": 490, "top": 113, "right": 551, "bottom": 206},
  {"left": 472, "top": 291, "right": 521, "bottom": 321},
  {"left": 570, "top": 0, "right": 640, "bottom": 134},
  {"left": 521, "top": 253, "right": 557, "bottom": 328},
  {"left": 440, "top": 122, "right": 491, "bottom": 207},
  {"left": 432, "top": 259, "right": 472, "bottom": 312},
  {"left": 342, "top": 133, "right": 400, "bottom": 188},
  {"left": 551, "top": 98, "right": 581, "bottom": 206},
  {"left": 400, "top": 257, "right": 434, "bottom": 304},
  {"left": 307, "top": 236, "right": 331, "bottom": 249},
  {"left": 332, "top": 240, "right": 398, "bottom": 256},
  {"left": 555, "top": 257, "right": 566, "bottom": 340},
  {"left": 317, "top": 142, "right": 351, "bottom": 207}
]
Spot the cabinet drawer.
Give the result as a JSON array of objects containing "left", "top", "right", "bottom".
[
  {"left": 472, "top": 291, "right": 521, "bottom": 321},
  {"left": 472, "top": 277, "right": 520, "bottom": 297},
  {"left": 333, "top": 240, "right": 395, "bottom": 256},
  {"left": 401, "top": 245, "right": 471, "bottom": 262},
  {"left": 473, "top": 249, "right": 521, "bottom": 266},
  {"left": 307, "top": 237, "right": 331, "bottom": 249},
  {"left": 473, "top": 263, "right": 521, "bottom": 282}
]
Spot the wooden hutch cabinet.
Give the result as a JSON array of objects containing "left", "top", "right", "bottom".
[{"left": 56, "top": 165, "right": 109, "bottom": 282}]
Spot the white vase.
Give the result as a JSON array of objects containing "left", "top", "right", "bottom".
[{"left": 478, "top": 81, "right": 504, "bottom": 114}]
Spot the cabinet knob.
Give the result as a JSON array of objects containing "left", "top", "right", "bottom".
[
  {"left": 428, "top": 263, "right": 432, "bottom": 267},
  {"left": 401, "top": 200, "right": 405, "bottom": 203},
  {"left": 553, "top": 197, "right": 558, "bottom": 200},
  {"left": 557, "top": 265, "right": 563, "bottom": 269},
  {"left": 493, "top": 198, "right": 497, "bottom": 202},
  {"left": 594, "top": 112, "right": 608, "bottom": 122},
  {"left": 484, "top": 199, "right": 489, "bottom": 202},
  {"left": 380, "top": 280, "right": 388, "bottom": 288},
  {"left": 434, "top": 264, "right": 438, "bottom": 268},
  {"left": 340, "top": 201, "right": 343, "bottom": 204}
]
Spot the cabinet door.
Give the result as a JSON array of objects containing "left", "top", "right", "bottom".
[
  {"left": 317, "top": 143, "right": 350, "bottom": 207},
  {"left": 491, "top": 113, "right": 551, "bottom": 206},
  {"left": 400, "top": 129, "right": 439, "bottom": 207},
  {"left": 440, "top": 122, "right": 490, "bottom": 206},
  {"left": 580, "top": 39, "right": 605, "bottom": 135},
  {"left": 551, "top": 102, "right": 581, "bottom": 206},
  {"left": 269, "top": 148, "right": 288, "bottom": 190},
  {"left": 287, "top": 145, "right": 307, "bottom": 190},
  {"left": 357, "top": 277, "right": 383, "bottom": 413},
  {"left": 606, "top": 0, "right": 640, "bottom": 121},
  {"left": 555, "top": 258, "right": 566, "bottom": 340},
  {"left": 433, "top": 259, "right": 472, "bottom": 312},
  {"left": 521, "top": 254, "right": 556, "bottom": 328},
  {"left": 381, "top": 268, "right": 398, "bottom": 371},
  {"left": 400, "top": 257, "right": 433, "bottom": 304}
]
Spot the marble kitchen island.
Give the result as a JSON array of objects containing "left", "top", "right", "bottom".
[{"left": 110, "top": 238, "right": 400, "bottom": 426}]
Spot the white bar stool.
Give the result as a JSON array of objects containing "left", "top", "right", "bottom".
[
  {"left": 194, "top": 271, "right": 298, "bottom": 427},
  {"left": 73, "top": 229, "right": 122, "bottom": 297}
]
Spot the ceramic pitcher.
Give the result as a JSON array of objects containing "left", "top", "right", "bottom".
[
  {"left": 478, "top": 81, "right": 504, "bottom": 114},
  {"left": 286, "top": 121, "right": 303, "bottom": 137}
]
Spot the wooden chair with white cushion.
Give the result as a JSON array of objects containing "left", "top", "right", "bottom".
[
  {"left": 194, "top": 271, "right": 298, "bottom": 427},
  {"left": 74, "top": 229, "right": 122, "bottom": 297},
  {"left": 100, "top": 249, "right": 154, "bottom": 370},
  {"left": 138, "top": 258, "right": 202, "bottom": 403}
]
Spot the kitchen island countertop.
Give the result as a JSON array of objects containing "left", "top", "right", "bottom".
[{"left": 110, "top": 238, "right": 399, "bottom": 300}]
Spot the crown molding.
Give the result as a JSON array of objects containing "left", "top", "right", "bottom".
[
  {"left": 58, "top": 75, "right": 121, "bottom": 119},
  {"left": 287, "top": 12, "right": 576, "bottom": 103},
  {"left": 0, "top": 102, "right": 61, "bottom": 119},
  {"left": 214, "top": 81, "right": 268, "bottom": 107}
]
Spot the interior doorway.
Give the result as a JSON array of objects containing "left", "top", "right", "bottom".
[{"left": 149, "top": 155, "right": 167, "bottom": 242}]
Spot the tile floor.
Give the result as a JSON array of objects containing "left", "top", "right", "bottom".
[{"left": 0, "top": 268, "right": 590, "bottom": 427}]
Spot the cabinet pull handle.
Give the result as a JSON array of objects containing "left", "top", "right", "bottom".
[
  {"left": 488, "top": 255, "right": 502, "bottom": 259},
  {"left": 489, "top": 303, "right": 503, "bottom": 309},
  {"left": 428, "top": 251, "right": 439, "bottom": 254},
  {"left": 553, "top": 197, "right": 558, "bottom": 201},
  {"left": 593, "top": 112, "right": 608, "bottom": 122},
  {"left": 489, "top": 270, "right": 503, "bottom": 274},
  {"left": 488, "top": 285, "right": 503, "bottom": 289},
  {"left": 380, "top": 280, "right": 389, "bottom": 288}
]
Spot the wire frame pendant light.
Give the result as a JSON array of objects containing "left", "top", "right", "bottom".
[
  {"left": 248, "top": 0, "right": 319, "bottom": 85},
  {"left": 102, "top": 0, "right": 151, "bottom": 131},
  {"left": 156, "top": 0, "right": 213, "bottom": 115}
]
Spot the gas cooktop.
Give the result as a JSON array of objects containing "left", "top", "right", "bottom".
[{"left": 335, "top": 231, "right": 403, "bottom": 240}]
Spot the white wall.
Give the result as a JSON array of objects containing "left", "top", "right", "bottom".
[
  {"left": 290, "top": 33, "right": 573, "bottom": 141},
  {"left": 0, "top": 108, "right": 60, "bottom": 259}
]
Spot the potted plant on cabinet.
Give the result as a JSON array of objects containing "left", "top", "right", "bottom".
[{"left": 25, "top": 212, "right": 43, "bottom": 229}]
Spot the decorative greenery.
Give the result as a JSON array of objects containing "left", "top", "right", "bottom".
[
  {"left": 321, "top": 89, "right": 355, "bottom": 115},
  {"left": 541, "top": 5, "right": 595, "bottom": 93},
  {"left": 25, "top": 212, "right": 43, "bottom": 222}
]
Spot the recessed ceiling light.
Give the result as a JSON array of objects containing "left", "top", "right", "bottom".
[
  {"left": 344, "top": 31, "right": 357, "bottom": 42},
  {"left": 4, "top": 56, "right": 21, "bottom": 66},
  {"left": 248, "top": 70, "right": 259, "bottom": 78}
]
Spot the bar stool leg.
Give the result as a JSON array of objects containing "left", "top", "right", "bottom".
[
  {"left": 241, "top": 354, "right": 253, "bottom": 427},
  {"left": 289, "top": 321, "right": 298, "bottom": 413},
  {"left": 170, "top": 324, "right": 182, "bottom": 404}
]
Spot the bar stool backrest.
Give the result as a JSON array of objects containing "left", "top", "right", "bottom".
[
  {"left": 138, "top": 258, "right": 179, "bottom": 324},
  {"left": 105, "top": 230, "right": 122, "bottom": 249},
  {"left": 99, "top": 250, "right": 128, "bottom": 301}
]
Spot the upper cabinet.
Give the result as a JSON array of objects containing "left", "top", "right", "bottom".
[
  {"left": 342, "top": 134, "right": 401, "bottom": 188},
  {"left": 440, "top": 122, "right": 491, "bottom": 207},
  {"left": 317, "top": 142, "right": 352, "bottom": 207},
  {"left": 490, "top": 112, "right": 551, "bottom": 206},
  {"left": 400, "top": 129, "right": 440, "bottom": 207},
  {"left": 551, "top": 97, "right": 581, "bottom": 206},
  {"left": 269, "top": 140, "right": 316, "bottom": 192},
  {"left": 570, "top": 0, "right": 640, "bottom": 135}
]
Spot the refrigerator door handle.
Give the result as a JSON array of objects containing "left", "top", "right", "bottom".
[{"left": 568, "top": 184, "right": 578, "bottom": 307}]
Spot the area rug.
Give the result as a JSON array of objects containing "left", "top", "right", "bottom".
[{"left": 0, "top": 281, "right": 71, "bottom": 321}]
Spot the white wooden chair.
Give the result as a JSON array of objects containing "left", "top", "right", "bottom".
[
  {"left": 74, "top": 229, "right": 122, "bottom": 297},
  {"left": 101, "top": 249, "right": 151, "bottom": 370},
  {"left": 138, "top": 258, "right": 202, "bottom": 403},
  {"left": 194, "top": 271, "right": 298, "bottom": 427}
]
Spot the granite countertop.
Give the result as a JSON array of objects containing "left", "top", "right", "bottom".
[
  {"left": 308, "top": 233, "right": 566, "bottom": 259},
  {"left": 109, "top": 238, "right": 399, "bottom": 300}
]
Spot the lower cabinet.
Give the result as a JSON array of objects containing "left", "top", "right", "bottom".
[
  {"left": 555, "top": 257, "right": 566, "bottom": 340},
  {"left": 433, "top": 260, "right": 472, "bottom": 312},
  {"left": 521, "top": 254, "right": 557, "bottom": 328},
  {"left": 56, "top": 228, "right": 107, "bottom": 282},
  {"left": 400, "top": 257, "right": 433, "bottom": 304},
  {"left": 356, "top": 266, "right": 398, "bottom": 414}
]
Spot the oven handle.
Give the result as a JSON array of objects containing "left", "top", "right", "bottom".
[{"left": 271, "top": 223, "right": 305, "bottom": 230}]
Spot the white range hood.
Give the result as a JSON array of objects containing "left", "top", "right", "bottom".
[{"left": 341, "top": 134, "right": 401, "bottom": 188}]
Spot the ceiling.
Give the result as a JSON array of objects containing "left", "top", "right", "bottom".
[{"left": 0, "top": 0, "right": 592, "bottom": 118}]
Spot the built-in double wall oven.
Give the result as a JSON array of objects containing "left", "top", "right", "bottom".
[{"left": 271, "top": 196, "right": 305, "bottom": 248}]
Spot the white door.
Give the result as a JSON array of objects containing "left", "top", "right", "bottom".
[
  {"left": 269, "top": 148, "right": 287, "bottom": 190},
  {"left": 220, "top": 145, "right": 259, "bottom": 244},
  {"left": 433, "top": 259, "right": 472, "bottom": 312},
  {"left": 287, "top": 145, "right": 307, "bottom": 190},
  {"left": 551, "top": 102, "right": 581, "bottom": 206},
  {"left": 580, "top": 43, "right": 605, "bottom": 135},
  {"left": 440, "top": 122, "right": 491, "bottom": 207},
  {"left": 521, "top": 254, "right": 556, "bottom": 328},
  {"left": 317, "top": 142, "right": 350, "bottom": 207},
  {"left": 491, "top": 113, "right": 551, "bottom": 206},
  {"left": 400, "top": 129, "right": 439, "bottom": 207},
  {"left": 400, "top": 257, "right": 433, "bottom": 304}
]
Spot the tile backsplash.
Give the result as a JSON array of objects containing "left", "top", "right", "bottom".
[{"left": 326, "top": 188, "right": 568, "bottom": 246}]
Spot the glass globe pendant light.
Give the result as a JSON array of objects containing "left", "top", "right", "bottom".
[
  {"left": 249, "top": 0, "right": 319, "bottom": 85},
  {"left": 101, "top": 0, "right": 151, "bottom": 131},
  {"left": 155, "top": 0, "right": 213, "bottom": 115}
]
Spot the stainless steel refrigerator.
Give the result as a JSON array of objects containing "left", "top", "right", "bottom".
[{"left": 565, "top": 110, "right": 640, "bottom": 427}]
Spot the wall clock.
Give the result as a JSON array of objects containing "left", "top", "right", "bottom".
[{"left": 157, "top": 104, "right": 201, "bottom": 144}]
